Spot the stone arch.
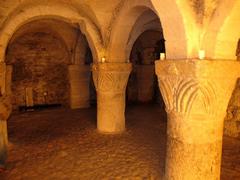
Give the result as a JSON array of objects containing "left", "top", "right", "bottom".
[
  {"left": 107, "top": 0, "right": 189, "bottom": 62},
  {"left": 199, "top": 0, "right": 237, "bottom": 59},
  {"left": 211, "top": 1, "right": 240, "bottom": 59},
  {"left": 126, "top": 10, "right": 162, "bottom": 60},
  {"left": 107, "top": 0, "right": 160, "bottom": 62},
  {"left": 0, "top": 3, "right": 103, "bottom": 63},
  {"left": 6, "top": 20, "right": 72, "bottom": 65},
  {"left": 150, "top": 0, "right": 197, "bottom": 59}
]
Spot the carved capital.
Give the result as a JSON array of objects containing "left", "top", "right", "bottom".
[
  {"left": 92, "top": 63, "right": 132, "bottom": 93},
  {"left": 155, "top": 60, "right": 240, "bottom": 117}
]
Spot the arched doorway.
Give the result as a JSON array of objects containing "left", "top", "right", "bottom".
[{"left": 5, "top": 19, "right": 95, "bottom": 111}]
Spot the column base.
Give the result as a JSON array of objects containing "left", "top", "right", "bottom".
[{"left": 70, "top": 99, "right": 90, "bottom": 109}]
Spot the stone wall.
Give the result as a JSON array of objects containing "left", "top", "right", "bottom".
[{"left": 6, "top": 31, "right": 70, "bottom": 110}]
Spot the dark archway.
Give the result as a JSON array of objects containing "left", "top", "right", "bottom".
[
  {"left": 5, "top": 19, "right": 96, "bottom": 111},
  {"left": 127, "top": 30, "right": 165, "bottom": 106}
]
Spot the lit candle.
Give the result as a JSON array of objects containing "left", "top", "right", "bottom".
[
  {"left": 198, "top": 50, "right": 205, "bottom": 60},
  {"left": 160, "top": 53, "right": 165, "bottom": 60},
  {"left": 101, "top": 57, "right": 106, "bottom": 63}
]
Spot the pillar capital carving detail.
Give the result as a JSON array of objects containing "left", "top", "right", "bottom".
[
  {"left": 92, "top": 63, "right": 132, "bottom": 93},
  {"left": 155, "top": 59, "right": 240, "bottom": 180},
  {"left": 155, "top": 60, "right": 240, "bottom": 117}
]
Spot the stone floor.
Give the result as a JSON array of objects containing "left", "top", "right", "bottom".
[{"left": 0, "top": 104, "right": 239, "bottom": 179}]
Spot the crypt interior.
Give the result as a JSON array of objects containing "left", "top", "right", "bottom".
[{"left": 0, "top": 0, "right": 240, "bottom": 179}]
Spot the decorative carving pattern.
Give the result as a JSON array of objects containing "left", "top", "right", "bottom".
[
  {"left": 155, "top": 60, "right": 240, "bottom": 116},
  {"left": 158, "top": 77, "right": 217, "bottom": 115},
  {"left": 92, "top": 63, "right": 132, "bottom": 93}
]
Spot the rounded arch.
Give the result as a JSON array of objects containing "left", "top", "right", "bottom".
[
  {"left": 130, "top": 30, "right": 164, "bottom": 63},
  {"left": 212, "top": 1, "right": 240, "bottom": 59},
  {"left": 108, "top": 0, "right": 190, "bottom": 62},
  {"left": 200, "top": 0, "right": 237, "bottom": 59},
  {"left": 6, "top": 20, "right": 72, "bottom": 64},
  {"left": 150, "top": 0, "right": 195, "bottom": 59},
  {"left": 0, "top": 3, "right": 103, "bottom": 63},
  {"left": 126, "top": 10, "right": 162, "bottom": 60},
  {"left": 108, "top": 0, "right": 159, "bottom": 62}
]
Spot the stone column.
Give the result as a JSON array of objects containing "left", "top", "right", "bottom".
[
  {"left": 68, "top": 65, "right": 91, "bottom": 109},
  {"left": 92, "top": 63, "right": 132, "bottom": 133},
  {"left": 0, "top": 95, "right": 11, "bottom": 166},
  {"left": 0, "top": 63, "right": 12, "bottom": 166},
  {"left": 155, "top": 60, "right": 240, "bottom": 180},
  {"left": 136, "top": 65, "right": 155, "bottom": 102}
]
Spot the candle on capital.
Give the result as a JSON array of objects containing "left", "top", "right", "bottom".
[
  {"left": 198, "top": 50, "right": 205, "bottom": 60},
  {"left": 101, "top": 57, "right": 106, "bottom": 63},
  {"left": 160, "top": 53, "right": 165, "bottom": 60}
]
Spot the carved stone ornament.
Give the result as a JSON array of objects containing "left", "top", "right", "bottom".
[
  {"left": 155, "top": 60, "right": 240, "bottom": 117},
  {"left": 92, "top": 63, "right": 132, "bottom": 93}
]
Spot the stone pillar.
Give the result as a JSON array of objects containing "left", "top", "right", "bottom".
[
  {"left": 136, "top": 65, "right": 155, "bottom": 102},
  {"left": 68, "top": 65, "right": 91, "bottom": 109},
  {"left": 0, "top": 95, "right": 11, "bottom": 166},
  {"left": 0, "top": 63, "right": 12, "bottom": 166},
  {"left": 92, "top": 63, "right": 132, "bottom": 133},
  {"left": 155, "top": 60, "right": 240, "bottom": 180}
]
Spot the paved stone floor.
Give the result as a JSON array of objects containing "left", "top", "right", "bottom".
[{"left": 0, "top": 105, "right": 239, "bottom": 179}]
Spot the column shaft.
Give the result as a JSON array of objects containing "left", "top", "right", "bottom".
[
  {"left": 0, "top": 63, "right": 12, "bottom": 166},
  {"left": 136, "top": 65, "right": 155, "bottom": 102},
  {"left": 0, "top": 96, "right": 11, "bottom": 166}
]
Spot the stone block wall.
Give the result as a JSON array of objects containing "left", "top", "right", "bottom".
[{"left": 6, "top": 31, "right": 70, "bottom": 110}]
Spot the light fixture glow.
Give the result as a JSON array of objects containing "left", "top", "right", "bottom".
[
  {"left": 198, "top": 50, "right": 205, "bottom": 60},
  {"left": 101, "top": 57, "right": 106, "bottom": 63},
  {"left": 160, "top": 53, "right": 165, "bottom": 60}
]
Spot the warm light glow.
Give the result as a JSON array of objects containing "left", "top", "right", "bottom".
[
  {"left": 160, "top": 53, "right": 165, "bottom": 60},
  {"left": 101, "top": 57, "right": 106, "bottom": 63},
  {"left": 198, "top": 50, "right": 205, "bottom": 60}
]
